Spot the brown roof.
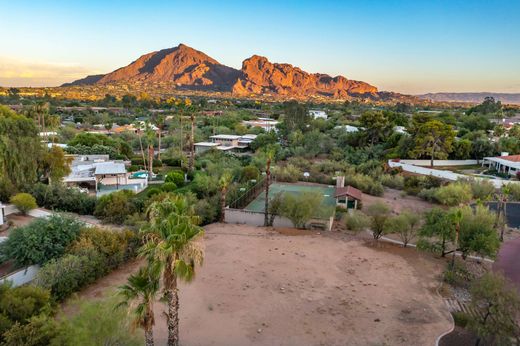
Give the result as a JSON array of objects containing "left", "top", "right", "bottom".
[
  {"left": 335, "top": 185, "right": 362, "bottom": 200},
  {"left": 500, "top": 154, "right": 520, "bottom": 162}
]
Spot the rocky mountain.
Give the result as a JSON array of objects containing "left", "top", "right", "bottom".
[
  {"left": 64, "top": 44, "right": 378, "bottom": 98},
  {"left": 232, "top": 55, "right": 377, "bottom": 97},
  {"left": 418, "top": 92, "right": 520, "bottom": 105}
]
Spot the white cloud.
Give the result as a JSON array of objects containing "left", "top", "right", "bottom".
[{"left": 0, "top": 57, "right": 99, "bottom": 87}]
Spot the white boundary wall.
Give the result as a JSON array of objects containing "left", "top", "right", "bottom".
[
  {"left": 396, "top": 159, "right": 478, "bottom": 166},
  {"left": 389, "top": 161, "right": 520, "bottom": 188},
  {"left": 0, "top": 265, "right": 40, "bottom": 287},
  {"left": 225, "top": 208, "right": 333, "bottom": 231}
]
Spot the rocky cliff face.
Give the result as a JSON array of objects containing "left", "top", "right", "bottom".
[
  {"left": 64, "top": 44, "right": 377, "bottom": 98},
  {"left": 232, "top": 55, "right": 377, "bottom": 97}
]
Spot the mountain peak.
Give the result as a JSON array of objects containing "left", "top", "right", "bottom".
[{"left": 64, "top": 44, "right": 378, "bottom": 98}]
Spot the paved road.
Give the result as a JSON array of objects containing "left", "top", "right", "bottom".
[
  {"left": 494, "top": 236, "right": 520, "bottom": 292},
  {"left": 486, "top": 202, "right": 520, "bottom": 228}
]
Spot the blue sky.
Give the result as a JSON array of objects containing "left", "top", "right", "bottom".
[{"left": 0, "top": 0, "right": 519, "bottom": 93}]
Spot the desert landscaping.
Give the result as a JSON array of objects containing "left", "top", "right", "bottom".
[{"left": 63, "top": 223, "right": 452, "bottom": 345}]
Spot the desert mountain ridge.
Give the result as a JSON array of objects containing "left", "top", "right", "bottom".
[{"left": 63, "top": 43, "right": 378, "bottom": 99}]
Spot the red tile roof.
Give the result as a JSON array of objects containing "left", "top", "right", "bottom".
[
  {"left": 500, "top": 154, "right": 520, "bottom": 162},
  {"left": 335, "top": 185, "right": 363, "bottom": 200}
]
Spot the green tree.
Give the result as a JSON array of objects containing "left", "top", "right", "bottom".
[
  {"left": 410, "top": 120, "right": 455, "bottom": 166},
  {"left": 359, "top": 111, "right": 392, "bottom": 145},
  {"left": 140, "top": 195, "right": 204, "bottom": 346},
  {"left": 118, "top": 266, "right": 160, "bottom": 346},
  {"left": 385, "top": 211, "right": 421, "bottom": 247},
  {"left": 417, "top": 208, "right": 456, "bottom": 257},
  {"left": 434, "top": 182, "right": 473, "bottom": 206},
  {"left": 468, "top": 272, "right": 520, "bottom": 345},
  {"left": 365, "top": 202, "right": 391, "bottom": 239},
  {"left": 458, "top": 205, "right": 500, "bottom": 259},
  {"left": 39, "top": 146, "right": 72, "bottom": 184},
  {"left": 218, "top": 172, "right": 233, "bottom": 223},
  {"left": 282, "top": 101, "right": 310, "bottom": 134},
  {"left": 94, "top": 190, "right": 137, "bottom": 224},
  {"left": 263, "top": 146, "right": 275, "bottom": 227},
  {"left": 2, "top": 314, "right": 60, "bottom": 346},
  {"left": 279, "top": 192, "right": 324, "bottom": 229}
]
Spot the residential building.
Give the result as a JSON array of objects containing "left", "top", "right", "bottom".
[
  {"left": 309, "top": 110, "right": 328, "bottom": 120},
  {"left": 242, "top": 118, "right": 279, "bottom": 132},
  {"left": 482, "top": 153, "right": 520, "bottom": 176},
  {"left": 194, "top": 134, "right": 258, "bottom": 154}
]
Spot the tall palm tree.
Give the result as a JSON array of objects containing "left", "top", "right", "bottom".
[
  {"left": 263, "top": 148, "right": 275, "bottom": 227},
  {"left": 117, "top": 266, "right": 160, "bottom": 346},
  {"left": 219, "top": 172, "right": 233, "bottom": 222},
  {"left": 140, "top": 195, "right": 204, "bottom": 346},
  {"left": 155, "top": 115, "right": 165, "bottom": 161},
  {"left": 188, "top": 111, "right": 196, "bottom": 172},
  {"left": 144, "top": 122, "right": 156, "bottom": 180},
  {"left": 135, "top": 124, "right": 147, "bottom": 173}
]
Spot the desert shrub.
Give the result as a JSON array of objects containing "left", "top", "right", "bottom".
[
  {"left": 469, "top": 179, "right": 496, "bottom": 200},
  {"left": 506, "top": 183, "right": 520, "bottom": 201},
  {"left": 161, "top": 182, "right": 177, "bottom": 192},
  {"left": 240, "top": 165, "right": 260, "bottom": 182},
  {"left": 443, "top": 261, "right": 473, "bottom": 287},
  {"left": 344, "top": 173, "right": 384, "bottom": 196},
  {"left": 365, "top": 202, "right": 391, "bottom": 239},
  {"left": 164, "top": 170, "right": 184, "bottom": 186},
  {"left": 380, "top": 174, "right": 404, "bottom": 190},
  {"left": 30, "top": 183, "right": 96, "bottom": 215},
  {"left": 67, "top": 228, "right": 139, "bottom": 271},
  {"left": 194, "top": 197, "right": 219, "bottom": 225},
  {"left": 52, "top": 298, "right": 142, "bottom": 346},
  {"left": 0, "top": 215, "right": 83, "bottom": 266},
  {"left": 2, "top": 314, "right": 60, "bottom": 346},
  {"left": 272, "top": 164, "right": 301, "bottom": 183},
  {"left": 9, "top": 193, "right": 37, "bottom": 214},
  {"left": 35, "top": 250, "right": 106, "bottom": 301},
  {"left": 279, "top": 192, "right": 324, "bottom": 228},
  {"left": 0, "top": 283, "right": 53, "bottom": 340},
  {"left": 344, "top": 210, "right": 370, "bottom": 232},
  {"left": 384, "top": 211, "right": 421, "bottom": 247},
  {"left": 404, "top": 175, "right": 442, "bottom": 195},
  {"left": 434, "top": 182, "right": 473, "bottom": 206},
  {"left": 191, "top": 173, "right": 219, "bottom": 198},
  {"left": 417, "top": 187, "right": 438, "bottom": 202},
  {"left": 146, "top": 187, "right": 162, "bottom": 198},
  {"left": 94, "top": 190, "right": 137, "bottom": 224}
]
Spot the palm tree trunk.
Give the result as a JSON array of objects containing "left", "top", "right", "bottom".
[
  {"left": 263, "top": 158, "right": 271, "bottom": 227},
  {"left": 165, "top": 285, "right": 180, "bottom": 346},
  {"left": 145, "top": 328, "right": 154, "bottom": 346},
  {"left": 189, "top": 114, "right": 195, "bottom": 172},
  {"left": 138, "top": 131, "right": 147, "bottom": 172},
  {"left": 158, "top": 129, "right": 162, "bottom": 161},
  {"left": 148, "top": 145, "right": 154, "bottom": 180},
  {"left": 220, "top": 187, "right": 227, "bottom": 223}
]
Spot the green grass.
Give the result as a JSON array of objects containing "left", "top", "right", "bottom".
[{"left": 245, "top": 183, "right": 336, "bottom": 217}]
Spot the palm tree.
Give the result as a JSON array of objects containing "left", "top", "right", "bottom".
[
  {"left": 263, "top": 148, "right": 275, "bottom": 227},
  {"left": 117, "top": 266, "right": 160, "bottom": 346},
  {"left": 495, "top": 185, "right": 509, "bottom": 241},
  {"left": 140, "top": 195, "right": 204, "bottom": 346},
  {"left": 188, "top": 111, "right": 196, "bottom": 172},
  {"left": 155, "top": 115, "right": 165, "bottom": 161},
  {"left": 144, "top": 122, "right": 156, "bottom": 180},
  {"left": 219, "top": 172, "right": 233, "bottom": 222},
  {"left": 135, "top": 124, "right": 148, "bottom": 173}
]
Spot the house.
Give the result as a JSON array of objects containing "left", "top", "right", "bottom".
[
  {"left": 394, "top": 126, "right": 408, "bottom": 135},
  {"left": 0, "top": 203, "right": 4, "bottom": 226},
  {"left": 309, "top": 110, "right": 328, "bottom": 120},
  {"left": 335, "top": 125, "right": 360, "bottom": 133},
  {"left": 63, "top": 155, "right": 147, "bottom": 195},
  {"left": 334, "top": 176, "right": 362, "bottom": 210},
  {"left": 482, "top": 153, "right": 520, "bottom": 176},
  {"left": 242, "top": 118, "right": 279, "bottom": 132},
  {"left": 195, "top": 134, "right": 258, "bottom": 154}
]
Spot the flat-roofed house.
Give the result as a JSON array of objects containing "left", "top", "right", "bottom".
[
  {"left": 482, "top": 153, "right": 520, "bottom": 176},
  {"left": 195, "top": 134, "right": 258, "bottom": 154}
]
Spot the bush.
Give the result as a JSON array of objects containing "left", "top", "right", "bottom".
[
  {"left": 404, "top": 176, "right": 442, "bottom": 195},
  {"left": 380, "top": 174, "right": 404, "bottom": 190},
  {"left": 365, "top": 202, "right": 391, "bottom": 239},
  {"left": 272, "top": 164, "right": 301, "bottom": 183},
  {"left": 161, "top": 182, "right": 177, "bottom": 192},
  {"left": 344, "top": 211, "right": 370, "bottom": 232},
  {"left": 146, "top": 187, "right": 162, "bottom": 198},
  {"left": 35, "top": 251, "right": 105, "bottom": 301},
  {"left": 194, "top": 198, "right": 219, "bottom": 225},
  {"left": 469, "top": 179, "right": 496, "bottom": 200},
  {"left": 94, "top": 190, "right": 137, "bottom": 224},
  {"left": 9, "top": 193, "right": 37, "bottom": 214},
  {"left": 506, "top": 183, "right": 520, "bottom": 201},
  {"left": 434, "top": 182, "right": 473, "bottom": 206},
  {"left": 0, "top": 215, "right": 83, "bottom": 266},
  {"left": 417, "top": 187, "right": 438, "bottom": 202},
  {"left": 165, "top": 170, "right": 185, "bottom": 186},
  {"left": 344, "top": 173, "right": 384, "bottom": 196},
  {"left": 2, "top": 314, "right": 60, "bottom": 346},
  {"left": 279, "top": 192, "right": 325, "bottom": 228},
  {"left": 0, "top": 283, "right": 53, "bottom": 339},
  {"left": 30, "top": 183, "right": 96, "bottom": 215},
  {"left": 240, "top": 166, "right": 260, "bottom": 182}
]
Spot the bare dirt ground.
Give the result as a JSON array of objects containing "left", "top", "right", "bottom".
[
  {"left": 63, "top": 223, "right": 451, "bottom": 346},
  {"left": 362, "top": 188, "right": 437, "bottom": 215},
  {"left": 0, "top": 214, "right": 35, "bottom": 236}
]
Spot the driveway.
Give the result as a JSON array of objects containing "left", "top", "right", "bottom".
[{"left": 494, "top": 235, "right": 520, "bottom": 291}]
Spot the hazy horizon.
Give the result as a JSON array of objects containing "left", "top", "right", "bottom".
[{"left": 1, "top": 0, "right": 519, "bottom": 94}]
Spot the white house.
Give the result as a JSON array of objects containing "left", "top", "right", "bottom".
[
  {"left": 309, "top": 110, "right": 328, "bottom": 120},
  {"left": 195, "top": 134, "right": 258, "bottom": 154},
  {"left": 482, "top": 153, "right": 520, "bottom": 176},
  {"left": 242, "top": 118, "right": 279, "bottom": 132}
]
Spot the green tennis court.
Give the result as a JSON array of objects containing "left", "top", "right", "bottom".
[{"left": 245, "top": 182, "right": 336, "bottom": 217}]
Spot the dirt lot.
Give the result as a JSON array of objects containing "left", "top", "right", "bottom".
[
  {"left": 64, "top": 223, "right": 451, "bottom": 346},
  {"left": 362, "top": 188, "right": 438, "bottom": 215}
]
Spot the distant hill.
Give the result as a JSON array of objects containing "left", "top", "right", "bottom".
[
  {"left": 418, "top": 92, "right": 520, "bottom": 105},
  {"left": 63, "top": 43, "right": 378, "bottom": 99}
]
